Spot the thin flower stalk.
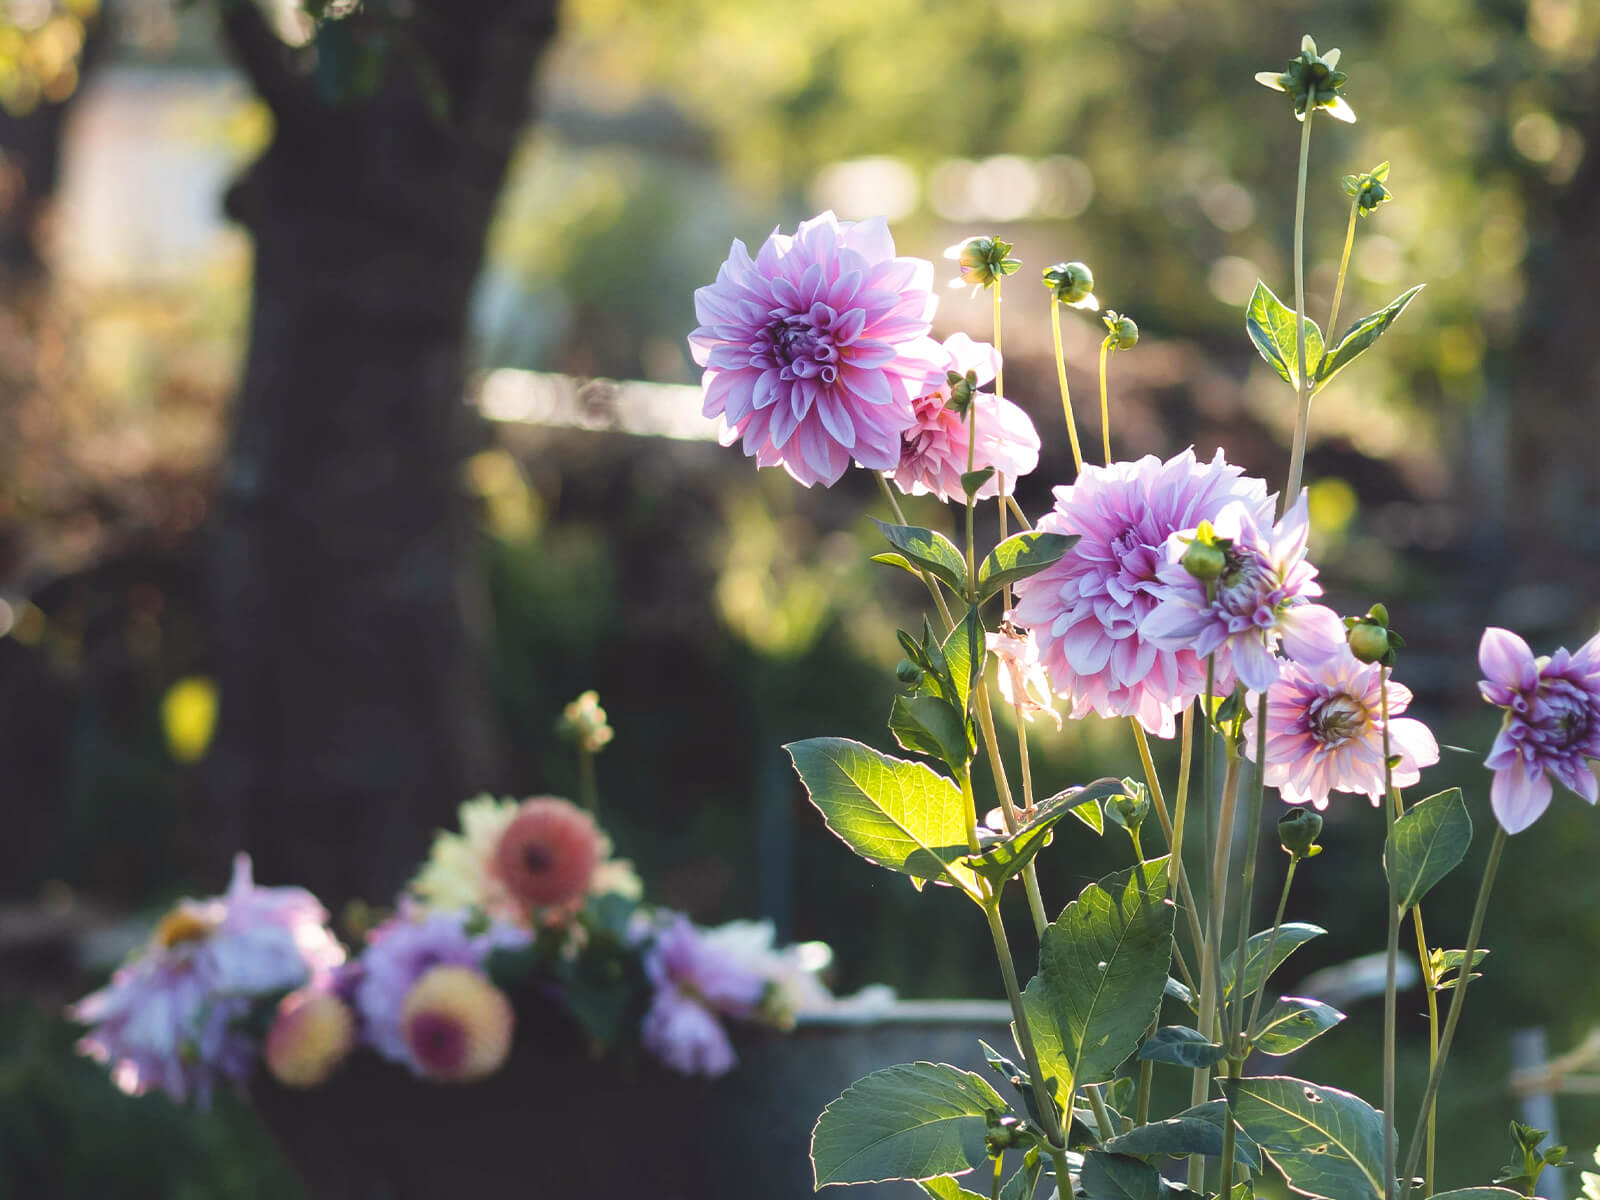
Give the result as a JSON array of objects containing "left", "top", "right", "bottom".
[
  {"left": 1326, "top": 193, "right": 1360, "bottom": 344},
  {"left": 1396, "top": 786, "right": 1441, "bottom": 1194},
  {"left": 1098, "top": 334, "right": 1113, "bottom": 466},
  {"left": 1188, "top": 659, "right": 1219, "bottom": 1191},
  {"left": 1283, "top": 88, "right": 1317, "bottom": 513},
  {"left": 1132, "top": 720, "right": 1203, "bottom": 983},
  {"left": 1227, "top": 695, "right": 1270, "bottom": 1050},
  {"left": 1051, "top": 299, "right": 1085, "bottom": 474},
  {"left": 1381, "top": 669, "right": 1400, "bottom": 1200},
  {"left": 1245, "top": 854, "right": 1302, "bottom": 1040}
]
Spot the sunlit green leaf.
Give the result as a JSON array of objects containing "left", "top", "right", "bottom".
[
  {"left": 1136, "top": 1025, "right": 1227, "bottom": 1068},
  {"left": 872, "top": 519, "right": 969, "bottom": 594},
  {"left": 890, "top": 694, "right": 973, "bottom": 772},
  {"left": 1221, "top": 1075, "right": 1385, "bottom": 1200},
  {"left": 1253, "top": 996, "right": 1346, "bottom": 1056},
  {"left": 964, "top": 778, "right": 1124, "bottom": 889},
  {"left": 1246, "top": 280, "right": 1325, "bottom": 391},
  {"left": 1220, "top": 923, "right": 1326, "bottom": 1002},
  {"left": 1385, "top": 788, "right": 1471, "bottom": 913},
  {"left": 1102, "top": 1100, "right": 1261, "bottom": 1170},
  {"left": 1314, "top": 284, "right": 1424, "bottom": 393},
  {"left": 977, "top": 532, "right": 1079, "bottom": 600}
]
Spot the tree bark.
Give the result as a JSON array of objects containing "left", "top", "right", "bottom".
[{"left": 211, "top": 1, "right": 559, "bottom": 904}]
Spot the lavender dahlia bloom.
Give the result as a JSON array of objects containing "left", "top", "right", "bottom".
[
  {"left": 1142, "top": 492, "right": 1346, "bottom": 693},
  {"left": 641, "top": 913, "right": 767, "bottom": 1077},
  {"left": 689, "top": 211, "right": 945, "bottom": 487},
  {"left": 354, "top": 908, "right": 530, "bottom": 1071},
  {"left": 1245, "top": 646, "right": 1439, "bottom": 809},
  {"left": 1478, "top": 626, "right": 1600, "bottom": 834},
  {"left": 891, "top": 333, "right": 1041, "bottom": 503},
  {"left": 71, "top": 855, "right": 344, "bottom": 1104},
  {"left": 1009, "top": 448, "right": 1273, "bottom": 737}
]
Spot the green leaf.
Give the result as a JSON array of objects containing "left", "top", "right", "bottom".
[
  {"left": 890, "top": 694, "right": 973, "bottom": 771},
  {"left": 1080, "top": 1151, "right": 1186, "bottom": 1199},
  {"left": 786, "top": 738, "right": 977, "bottom": 896},
  {"left": 941, "top": 607, "right": 984, "bottom": 717},
  {"left": 1021, "top": 858, "right": 1175, "bottom": 1108},
  {"left": 872, "top": 519, "right": 969, "bottom": 594},
  {"left": 964, "top": 778, "right": 1125, "bottom": 889},
  {"left": 811, "top": 1061, "right": 1007, "bottom": 1186},
  {"left": 1386, "top": 788, "right": 1471, "bottom": 913},
  {"left": 1314, "top": 284, "right": 1424, "bottom": 393},
  {"left": 871, "top": 551, "right": 922, "bottom": 579},
  {"left": 916, "top": 1179, "right": 990, "bottom": 1200},
  {"left": 1245, "top": 280, "right": 1325, "bottom": 391},
  {"left": 1221, "top": 1075, "right": 1385, "bottom": 1200},
  {"left": 1431, "top": 947, "right": 1490, "bottom": 991},
  {"left": 960, "top": 467, "right": 996, "bottom": 498},
  {"left": 1164, "top": 975, "right": 1196, "bottom": 1010},
  {"left": 1425, "top": 1191, "right": 1524, "bottom": 1199},
  {"left": 1136, "top": 1026, "right": 1227, "bottom": 1068},
  {"left": 1000, "top": 1149, "right": 1044, "bottom": 1200},
  {"left": 1102, "top": 1100, "right": 1261, "bottom": 1171},
  {"left": 1220, "top": 923, "right": 1326, "bottom": 1002},
  {"left": 977, "top": 532, "right": 1079, "bottom": 601},
  {"left": 1253, "top": 996, "right": 1346, "bottom": 1056}
]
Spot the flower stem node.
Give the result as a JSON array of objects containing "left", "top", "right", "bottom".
[
  {"left": 944, "top": 236, "right": 1021, "bottom": 291},
  {"left": 1043, "top": 261, "right": 1099, "bottom": 310},
  {"left": 1277, "top": 808, "right": 1325, "bottom": 859},
  {"left": 1342, "top": 162, "right": 1393, "bottom": 216},
  {"left": 1345, "top": 604, "right": 1405, "bottom": 667},
  {"left": 1102, "top": 311, "right": 1139, "bottom": 351},
  {"left": 1255, "top": 35, "right": 1357, "bottom": 123}
]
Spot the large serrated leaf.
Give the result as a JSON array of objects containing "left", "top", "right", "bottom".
[
  {"left": 1021, "top": 858, "right": 1174, "bottom": 1107},
  {"left": 1221, "top": 1075, "right": 1385, "bottom": 1200},
  {"left": 942, "top": 606, "right": 983, "bottom": 716},
  {"left": 1253, "top": 996, "right": 1346, "bottom": 1056},
  {"left": 786, "top": 739, "right": 977, "bottom": 895},
  {"left": 1102, "top": 1100, "right": 1261, "bottom": 1170},
  {"left": 977, "top": 532, "right": 1078, "bottom": 600},
  {"left": 1246, "top": 280, "right": 1325, "bottom": 391},
  {"left": 811, "top": 1061, "right": 1007, "bottom": 1186},
  {"left": 1385, "top": 787, "right": 1471, "bottom": 913},
  {"left": 964, "top": 778, "right": 1124, "bottom": 889},
  {"left": 871, "top": 519, "right": 969, "bottom": 594},
  {"left": 1220, "top": 923, "right": 1326, "bottom": 1002},
  {"left": 1314, "top": 284, "right": 1424, "bottom": 392}
]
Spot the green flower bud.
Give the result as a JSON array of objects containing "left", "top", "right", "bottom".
[
  {"left": 1043, "top": 260, "right": 1098, "bottom": 310},
  {"left": 1278, "top": 808, "right": 1324, "bottom": 859},
  {"left": 1255, "top": 35, "right": 1356, "bottom": 124},
  {"left": 1106, "top": 779, "right": 1150, "bottom": 834},
  {"left": 944, "top": 236, "right": 1021, "bottom": 291},
  {"left": 1103, "top": 310, "right": 1139, "bottom": 350},
  {"left": 1341, "top": 162, "right": 1393, "bottom": 216},
  {"left": 945, "top": 368, "right": 979, "bottom": 417},
  {"left": 1345, "top": 603, "right": 1404, "bottom": 667},
  {"left": 984, "top": 1111, "right": 1030, "bottom": 1155},
  {"left": 1181, "top": 540, "right": 1226, "bottom": 581}
]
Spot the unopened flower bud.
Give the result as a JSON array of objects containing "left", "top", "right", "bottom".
[
  {"left": 946, "top": 369, "right": 979, "bottom": 417},
  {"left": 1103, "top": 311, "right": 1139, "bottom": 350},
  {"left": 1342, "top": 162, "right": 1393, "bottom": 216},
  {"left": 1345, "top": 603, "right": 1404, "bottom": 666},
  {"left": 1278, "top": 808, "right": 1324, "bottom": 859},
  {"left": 944, "top": 236, "right": 1021, "bottom": 291},
  {"left": 1106, "top": 779, "right": 1150, "bottom": 833},
  {"left": 1043, "top": 261, "right": 1098, "bottom": 310},
  {"left": 557, "top": 690, "right": 614, "bottom": 754},
  {"left": 984, "top": 1111, "right": 1030, "bottom": 1155},
  {"left": 1181, "top": 540, "right": 1226, "bottom": 581}
]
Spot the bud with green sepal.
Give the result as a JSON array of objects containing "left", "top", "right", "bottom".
[
  {"left": 1178, "top": 520, "right": 1230, "bottom": 583},
  {"left": 945, "top": 368, "right": 980, "bottom": 418},
  {"left": 1342, "top": 161, "right": 1393, "bottom": 216},
  {"left": 1102, "top": 310, "right": 1139, "bottom": 350},
  {"left": 945, "top": 235, "right": 1021, "bottom": 292},
  {"left": 1106, "top": 778, "right": 1151, "bottom": 851},
  {"left": 1278, "top": 808, "right": 1324, "bottom": 859},
  {"left": 1043, "top": 260, "right": 1098, "bottom": 311},
  {"left": 1345, "top": 603, "right": 1406, "bottom": 667},
  {"left": 1255, "top": 35, "right": 1356, "bottom": 123}
]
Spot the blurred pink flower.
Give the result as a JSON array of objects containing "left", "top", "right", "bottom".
[
  {"left": 891, "top": 333, "right": 1041, "bottom": 503},
  {"left": 1142, "top": 492, "right": 1345, "bottom": 693},
  {"left": 491, "top": 796, "right": 602, "bottom": 915},
  {"left": 1009, "top": 448, "right": 1272, "bottom": 737},
  {"left": 689, "top": 211, "right": 945, "bottom": 487},
  {"left": 1478, "top": 626, "right": 1600, "bottom": 834},
  {"left": 1246, "top": 647, "right": 1439, "bottom": 809},
  {"left": 641, "top": 913, "right": 767, "bottom": 1077}
]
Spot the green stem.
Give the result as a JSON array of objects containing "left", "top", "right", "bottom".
[
  {"left": 1406, "top": 861, "right": 1441, "bottom": 1191},
  {"left": 1208, "top": 748, "right": 1243, "bottom": 1038},
  {"left": 577, "top": 746, "right": 598, "bottom": 815},
  {"left": 1132, "top": 720, "right": 1204, "bottom": 979},
  {"left": 1188, "top": 659, "right": 1218, "bottom": 1191},
  {"left": 1227, "top": 694, "right": 1269, "bottom": 1050},
  {"left": 1087, "top": 1084, "right": 1116, "bottom": 1142},
  {"left": 1245, "top": 855, "right": 1300, "bottom": 1041},
  {"left": 874, "top": 473, "right": 957, "bottom": 630},
  {"left": 1219, "top": 1057, "right": 1242, "bottom": 1200},
  {"left": 1381, "top": 669, "right": 1399, "bottom": 1200},
  {"left": 1397, "top": 826, "right": 1507, "bottom": 1200},
  {"left": 1051, "top": 299, "right": 1085, "bottom": 475},
  {"left": 1097, "top": 336, "right": 1113, "bottom": 466},
  {"left": 1136, "top": 1033, "right": 1156, "bottom": 1127},
  {"left": 1326, "top": 195, "right": 1360, "bottom": 343},
  {"left": 1283, "top": 90, "right": 1317, "bottom": 515}
]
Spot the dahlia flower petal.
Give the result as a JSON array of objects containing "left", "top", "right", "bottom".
[
  {"left": 1478, "top": 627, "right": 1535, "bottom": 689},
  {"left": 1491, "top": 758, "right": 1552, "bottom": 834},
  {"left": 1279, "top": 604, "right": 1346, "bottom": 666}
]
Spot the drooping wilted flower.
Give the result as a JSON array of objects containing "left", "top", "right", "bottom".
[
  {"left": 400, "top": 965, "right": 515, "bottom": 1083},
  {"left": 1478, "top": 626, "right": 1600, "bottom": 834},
  {"left": 689, "top": 211, "right": 945, "bottom": 487},
  {"left": 891, "top": 334, "right": 1041, "bottom": 503},
  {"left": 1246, "top": 646, "right": 1439, "bottom": 809},
  {"left": 986, "top": 627, "right": 1062, "bottom": 730},
  {"left": 641, "top": 913, "right": 767, "bottom": 1077},
  {"left": 1009, "top": 448, "right": 1273, "bottom": 736},
  {"left": 1143, "top": 493, "right": 1346, "bottom": 693},
  {"left": 70, "top": 855, "right": 344, "bottom": 1105}
]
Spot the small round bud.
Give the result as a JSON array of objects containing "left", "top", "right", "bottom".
[
  {"left": 1347, "top": 622, "right": 1392, "bottom": 665},
  {"left": 1181, "top": 540, "right": 1226, "bottom": 581},
  {"left": 1043, "top": 261, "right": 1098, "bottom": 310},
  {"left": 944, "top": 236, "right": 1021, "bottom": 291},
  {"left": 1103, "top": 311, "right": 1139, "bottom": 350},
  {"left": 557, "top": 690, "right": 614, "bottom": 754},
  {"left": 1278, "top": 808, "right": 1324, "bottom": 859}
]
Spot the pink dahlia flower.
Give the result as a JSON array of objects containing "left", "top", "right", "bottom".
[
  {"left": 1009, "top": 448, "right": 1273, "bottom": 737},
  {"left": 1246, "top": 647, "right": 1439, "bottom": 809},
  {"left": 1478, "top": 626, "right": 1600, "bottom": 834},
  {"left": 70, "top": 855, "right": 344, "bottom": 1105},
  {"left": 641, "top": 913, "right": 767, "bottom": 1077},
  {"left": 891, "top": 333, "right": 1041, "bottom": 503},
  {"left": 1142, "top": 492, "right": 1346, "bottom": 693},
  {"left": 491, "top": 795, "right": 603, "bottom": 914},
  {"left": 688, "top": 211, "right": 945, "bottom": 487}
]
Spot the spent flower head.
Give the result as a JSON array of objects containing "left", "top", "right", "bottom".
[
  {"left": 944, "top": 235, "right": 1021, "bottom": 291},
  {"left": 1255, "top": 35, "right": 1356, "bottom": 123},
  {"left": 1043, "top": 260, "right": 1099, "bottom": 310},
  {"left": 1342, "top": 161, "right": 1393, "bottom": 216}
]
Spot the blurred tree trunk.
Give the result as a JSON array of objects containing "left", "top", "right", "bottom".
[{"left": 211, "top": 1, "right": 559, "bottom": 904}]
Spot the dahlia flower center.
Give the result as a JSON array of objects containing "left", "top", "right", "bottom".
[
  {"left": 521, "top": 844, "right": 553, "bottom": 874},
  {"left": 1216, "top": 547, "right": 1273, "bottom": 620},
  {"left": 155, "top": 907, "right": 217, "bottom": 950},
  {"left": 1530, "top": 678, "right": 1593, "bottom": 750},
  {"left": 1305, "top": 693, "right": 1369, "bottom": 747},
  {"left": 406, "top": 1010, "right": 467, "bottom": 1075},
  {"left": 766, "top": 303, "right": 851, "bottom": 385}
]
